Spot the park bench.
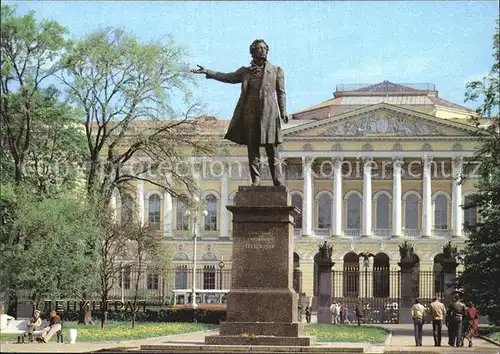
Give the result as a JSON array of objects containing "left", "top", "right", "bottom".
[{"left": 0, "top": 319, "right": 63, "bottom": 343}]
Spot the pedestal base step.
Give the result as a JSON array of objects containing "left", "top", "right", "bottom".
[
  {"left": 205, "top": 335, "right": 316, "bottom": 346},
  {"left": 139, "top": 343, "right": 365, "bottom": 353},
  {"left": 219, "top": 321, "right": 303, "bottom": 337}
]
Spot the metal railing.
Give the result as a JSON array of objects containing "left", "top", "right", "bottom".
[
  {"left": 432, "top": 229, "right": 451, "bottom": 237},
  {"left": 373, "top": 229, "right": 391, "bottom": 238},
  {"left": 403, "top": 229, "right": 421, "bottom": 238},
  {"left": 343, "top": 228, "right": 361, "bottom": 237},
  {"left": 314, "top": 228, "right": 331, "bottom": 237},
  {"left": 336, "top": 82, "right": 436, "bottom": 92}
]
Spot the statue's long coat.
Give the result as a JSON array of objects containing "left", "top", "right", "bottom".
[{"left": 205, "top": 61, "right": 287, "bottom": 146}]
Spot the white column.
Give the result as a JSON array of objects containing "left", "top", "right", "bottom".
[
  {"left": 220, "top": 166, "right": 229, "bottom": 238},
  {"left": 333, "top": 157, "right": 343, "bottom": 236},
  {"left": 422, "top": 156, "right": 433, "bottom": 237},
  {"left": 137, "top": 180, "right": 145, "bottom": 226},
  {"left": 392, "top": 158, "right": 404, "bottom": 237},
  {"left": 164, "top": 173, "right": 173, "bottom": 238},
  {"left": 302, "top": 157, "right": 314, "bottom": 236},
  {"left": 362, "top": 157, "right": 373, "bottom": 237},
  {"left": 109, "top": 189, "right": 117, "bottom": 221},
  {"left": 452, "top": 157, "right": 463, "bottom": 237}
]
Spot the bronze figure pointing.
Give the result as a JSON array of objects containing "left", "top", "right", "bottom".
[{"left": 191, "top": 39, "right": 291, "bottom": 187}]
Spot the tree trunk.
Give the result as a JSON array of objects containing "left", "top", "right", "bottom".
[{"left": 77, "top": 304, "right": 93, "bottom": 325}]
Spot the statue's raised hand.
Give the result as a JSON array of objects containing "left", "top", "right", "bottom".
[{"left": 191, "top": 65, "right": 207, "bottom": 74}]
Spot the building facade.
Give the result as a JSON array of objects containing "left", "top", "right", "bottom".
[{"left": 111, "top": 82, "right": 482, "bottom": 303}]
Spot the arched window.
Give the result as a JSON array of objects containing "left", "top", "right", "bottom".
[
  {"left": 434, "top": 195, "right": 448, "bottom": 229},
  {"left": 347, "top": 194, "right": 361, "bottom": 229},
  {"left": 121, "top": 194, "right": 135, "bottom": 226},
  {"left": 433, "top": 254, "right": 444, "bottom": 297},
  {"left": 463, "top": 195, "right": 477, "bottom": 227},
  {"left": 204, "top": 194, "right": 218, "bottom": 231},
  {"left": 376, "top": 194, "right": 390, "bottom": 229},
  {"left": 343, "top": 252, "right": 359, "bottom": 297},
  {"left": 318, "top": 194, "right": 332, "bottom": 228},
  {"left": 176, "top": 200, "right": 188, "bottom": 231},
  {"left": 148, "top": 194, "right": 161, "bottom": 230},
  {"left": 291, "top": 194, "right": 303, "bottom": 229},
  {"left": 373, "top": 253, "right": 390, "bottom": 298},
  {"left": 405, "top": 195, "right": 419, "bottom": 229}
]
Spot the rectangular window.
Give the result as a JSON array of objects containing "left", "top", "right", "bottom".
[
  {"left": 203, "top": 266, "right": 216, "bottom": 290},
  {"left": 174, "top": 266, "right": 188, "bottom": 289},
  {"left": 147, "top": 272, "right": 159, "bottom": 290}
]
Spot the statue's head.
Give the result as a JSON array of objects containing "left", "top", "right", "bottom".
[{"left": 249, "top": 39, "right": 269, "bottom": 60}]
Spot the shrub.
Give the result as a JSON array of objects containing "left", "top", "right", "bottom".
[{"left": 59, "top": 308, "right": 226, "bottom": 324}]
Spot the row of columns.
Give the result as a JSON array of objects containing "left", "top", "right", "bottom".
[
  {"left": 111, "top": 156, "right": 464, "bottom": 239},
  {"left": 302, "top": 156, "right": 464, "bottom": 237}
]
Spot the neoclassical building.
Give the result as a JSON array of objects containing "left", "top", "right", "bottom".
[{"left": 112, "top": 81, "right": 483, "bottom": 303}]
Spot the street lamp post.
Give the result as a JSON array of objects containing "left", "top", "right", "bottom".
[
  {"left": 358, "top": 252, "right": 374, "bottom": 321},
  {"left": 187, "top": 206, "right": 208, "bottom": 310},
  {"left": 191, "top": 223, "right": 198, "bottom": 309},
  {"left": 218, "top": 257, "right": 225, "bottom": 290}
]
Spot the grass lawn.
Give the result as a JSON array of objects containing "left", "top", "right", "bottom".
[
  {"left": 305, "top": 324, "right": 389, "bottom": 343},
  {"left": 0, "top": 321, "right": 217, "bottom": 343},
  {"left": 479, "top": 327, "right": 500, "bottom": 343},
  {"left": 1, "top": 322, "right": 389, "bottom": 344}
]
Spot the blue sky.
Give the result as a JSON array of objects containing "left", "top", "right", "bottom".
[{"left": 6, "top": 1, "right": 499, "bottom": 119}]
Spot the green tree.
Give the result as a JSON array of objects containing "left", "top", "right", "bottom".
[
  {"left": 22, "top": 86, "right": 88, "bottom": 197},
  {"left": 0, "top": 186, "right": 103, "bottom": 309},
  {"left": 1, "top": 5, "right": 69, "bottom": 182},
  {"left": 58, "top": 28, "right": 213, "bottom": 210},
  {"left": 459, "top": 18, "right": 500, "bottom": 324}
]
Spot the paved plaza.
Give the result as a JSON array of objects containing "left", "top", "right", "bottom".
[{"left": 1, "top": 320, "right": 498, "bottom": 353}]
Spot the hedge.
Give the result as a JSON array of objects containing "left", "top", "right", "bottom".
[{"left": 60, "top": 308, "right": 226, "bottom": 324}]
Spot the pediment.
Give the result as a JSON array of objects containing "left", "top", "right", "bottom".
[{"left": 284, "top": 103, "right": 477, "bottom": 138}]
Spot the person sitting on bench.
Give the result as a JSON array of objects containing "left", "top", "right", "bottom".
[
  {"left": 36, "top": 311, "right": 61, "bottom": 343},
  {"left": 27, "top": 310, "right": 42, "bottom": 342}
]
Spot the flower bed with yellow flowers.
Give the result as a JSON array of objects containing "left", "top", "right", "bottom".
[{"left": 305, "top": 324, "right": 388, "bottom": 343}]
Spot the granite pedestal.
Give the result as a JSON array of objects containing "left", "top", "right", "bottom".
[
  {"left": 398, "top": 260, "right": 418, "bottom": 324},
  {"left": 441, "top": 259, "right": 459, "bottom": 306},
  {"left": 205, "top": 186, "right": 315, "bottom": 346},
  {"left": 316, "top": 260, "right": 335, "bottom": 324}
]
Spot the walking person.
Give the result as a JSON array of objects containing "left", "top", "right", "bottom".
[
  {"left": 429, "top": 297, "right": 446, "bottom": 346},
  {"left": 447, "top": 295, "right": 466, "bottom": 347},
  {"left": 411, "top": 299, "right": 425, "bottom": 346},
  {"left": 463, "top": 302, "right": 479, "bottom": 347},
  {"left": 305, "top": 305, "right": 311, "bottom": 323},
  {"left": 343, "top": 305, "right": 350, "bottom": 324},
  {"left": 355, "top": 301, "right": 363, "bottom": 326},
  {"left": 330, "top": 302, "right": 339, "bottom": 324}
]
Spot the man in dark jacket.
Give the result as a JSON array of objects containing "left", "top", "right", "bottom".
[
  {"left": 355, "top": 301, "right": 363, "bottom": 326},
  {"left": 447, "top": 295, "right": 466, "bottom": 347},
  {"left": 192, "top": 39, "right": 290, "bottom": 187}
]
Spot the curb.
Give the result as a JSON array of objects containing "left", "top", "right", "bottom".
[
  {"left": 478, "top": 334, "right": 500, "bottom": 347},
  {"left": 383, "top": 330, "right": 393, "bottom": 346}
]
